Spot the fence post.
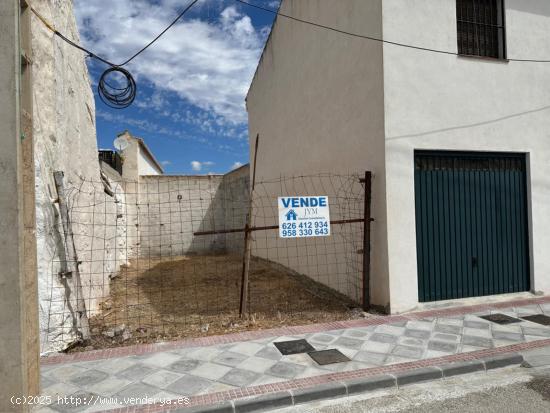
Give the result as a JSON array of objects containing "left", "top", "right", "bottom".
[
  {"left": 239, "top": 134, "right": 259, "bottom": 318},
  {"left": 53, "top": 171, "right": 91, "bottom": 340},
  {"left": 362, "top": 171, "right": 373, "bottom": 310}
]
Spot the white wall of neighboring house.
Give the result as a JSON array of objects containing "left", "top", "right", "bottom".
[
  {"left": 247, "top": 0, "right": 550, "bottom": 313},
  {"left": 138, "top": 149, "right": 163, "bottom": 175},
  {"left": 382, "top": 0, "right": 550, "bottom": 312}
]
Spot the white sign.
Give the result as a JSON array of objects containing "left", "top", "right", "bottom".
[{"left": 278, "top": 196, "right": 331, "bottom": 238}]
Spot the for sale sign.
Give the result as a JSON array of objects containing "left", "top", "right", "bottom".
[{"left": 278, "top": 196, "right": 331, "bottom": 238}]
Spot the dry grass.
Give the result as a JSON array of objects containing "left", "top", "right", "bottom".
[{"left": 68, "top": 254, "right": 366, "bottom": 352}]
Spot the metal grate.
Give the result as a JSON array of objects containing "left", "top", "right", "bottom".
[
  {"left": 457, "top": 0, "right": 506, "bottom": 59},
  {"left": 274, "top": 339, "right": 316, "bottom": 355},
  {"left": 479, "top": 314, "right": 522, "bottom": 325},
  {"left": 308, "top": 349, "right": 350, "bottom": 366},
  {"left": 521, "top": 314, "right": 550, "bottom": 326}
]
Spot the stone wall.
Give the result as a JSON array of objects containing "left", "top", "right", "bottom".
[{"left": 32, "top": 0, "right": 127, "bottom": 353}]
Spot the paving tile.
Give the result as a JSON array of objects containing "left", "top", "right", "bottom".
[
  {"left": 141, "top": 370, "right": 184, "bottom": 388},
  {"left": 212, "top": 351, "right": 249, "bottom": 367},
  {"left": 283, "top": 353, "right": 316, "bottom": 366},
  {"left": 166, "top": 358, "right": 202, "bottom": 374},
  {"left": 428, "top": 340, "right": 458, "bottom": 353},
  {"left": 391, "top": 345, "right": 424, "bottom": 359},
  {"left": 434, "top": 324, "right": 462, "bottom": 335},
  {"left": 436, "top": 318, "right": 464, "bottom": 327},
  {"left": 86, "top": 376, "right": 132, "bottom": 397},
  {"left": 266, "top": 361, "right": 307, "bottom": 379},
  {"left": 166, "top": 375, "right": 213, "bottom": 395},
  {"left": 462, "top": 335, "right": 494, "bottom": 348},
  {"left": 342, "top": 329, "right": 370, "bottom": 339},
  {"left": 183, "top": 346, "right": 224, "bottom": 362},
  {"left": 375, "top": 324, "right": 406, "bottom": 336},
  {"left": 67, "top": 369, "right": 109, "bottom": 387},
  {"left": 459, "top": 344, "right": 486, "bottom": 353},
  {"left": 308, "top": 333, "right": 338, "bottom": 345},
  {"left": 198, "top": 382, "right": 237, "bottom": 395},
  {"left": 44, "top": 365, "right": 89, "bottom": 383},
  {"left": 361, "top": 340, "right": 394, "bottom": 354},
  {"left": 406, "top": 320, "right": 434, "bottom": 331},
  {"left": 254, "top": 346, "right": 283, "bottom": 361},
  {"left": 41, "top": 382, "right": 80, "bottom": 398},
  {"left": 41, "top": 375, "right": 56, "bottom": 389},
  {"left": 463, "top": 320, "right": 490, "bottom": 329},
  {"left": 492, "top": 330, "right": 524, "bottom": 342},
  {"left": 249, "top": 375, "right": 287, "bottom": 386},
  {"left": 115, "top": 382, "right": 161, "bottom": 399},
  {"left": 218, "top": 368, "right": 261, "bottom": 387},
  {"left": 188, "top": 362, "right": 233, "bottom": 381},
  {"left": 295, "top": 366, "right": 333, "bottom": 379},
  {"left": 463, "top": 327, "right": 492, "bottom": 338},
  {"left": 404, "top": 329, "right": 431, "bottom": 340},
  {"left": 116, "top": 364, "right": 157, "bottom": 381},
  {"left": 140, "top": 352, "right": 182, "bottom": 368},
  {"left": 333, "top": 336, "right": 365, "bottom": 349},
  {"left": 94, "top": 357, "right": 137, "bottom": 374},
  {"left": 370, "top": 333, "right": 398, "bottom": 344},
  {"left": 521, "top": 326, "right": 550, "bottom": 338},
  {"left": 384, "top": 355, "right": 417, "bottom": 365},
  {"left": 397, "top": 337, "right": 426, "bottom": 347},
  {"left": 229, "top": 342, "right": 265, "bottom": 357},
  {"left": 432, "top": 333, "right": 460, "bottom": 343},
  {"left": 236, "top": 356, "right": 278, "bottom": 373}
]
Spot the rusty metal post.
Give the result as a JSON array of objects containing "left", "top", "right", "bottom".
[
  {"left": 239, "top": 134, "right": 259, "bottom": 317},
  {"left": 362, "top": 171, "right": 373, "bottom": 310},
  {"left": 53, "top": 171, "right": 91, "bottom": 340}
]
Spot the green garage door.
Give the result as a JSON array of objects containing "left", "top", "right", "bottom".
[{"left": 414, "top": 151, "right": 530, "bottom": 302}]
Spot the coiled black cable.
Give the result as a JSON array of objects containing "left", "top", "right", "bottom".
[{"left": 97, "top": 67, "right": 137, "bottom": 109}]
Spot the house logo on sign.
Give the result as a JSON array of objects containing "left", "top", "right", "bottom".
[
  {"left": 278, "top": 196, "right": 331, "bottom": 238},
  {"left": 285, "top": 209, "right": 298, "bottom": 221}
]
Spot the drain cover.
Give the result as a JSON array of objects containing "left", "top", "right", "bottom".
[
  {"left": 308, "top": 349, "right": 350, "bottom": 366},
  {"left": 274, "top": 339, "right": 315, "bottom": 355},
  {"left": 521, "top": 314, "right": 550, "bottom": 326},
  {"left": 479, "top": 314, "right": 522, "bottom": 325}
]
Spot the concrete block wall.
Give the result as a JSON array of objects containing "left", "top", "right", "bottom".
[{"left": 137, "top": 167, "right": 250, "bottom": 257}]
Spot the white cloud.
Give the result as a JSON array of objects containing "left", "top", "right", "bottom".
[
  {"left": 191, "top": 160, "right": 214, "bottom": 171},
  {"left": 74, "top": 0, "right": 267, "bottom": 123},
  {"left": 231, "top": 161, "right": 244, "bottom": 170},
  {"left": 161, "top": 160, "right": 172, "bottom": 166}
]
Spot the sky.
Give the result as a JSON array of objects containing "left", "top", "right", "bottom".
[{"left": 73, "top": 0, "right": 281, "bottom": 174}]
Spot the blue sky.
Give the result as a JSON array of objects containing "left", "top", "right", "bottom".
[{"left": 74, "top": 0, "right": 280, "bottom": 174}]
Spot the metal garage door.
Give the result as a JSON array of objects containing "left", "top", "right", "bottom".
[{"left": 414, "top": 151, "right": 530, "bottom": 302}]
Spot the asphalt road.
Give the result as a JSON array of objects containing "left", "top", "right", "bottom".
[{"left": 276, "top": 348, "right": 550, "bottom": 413}]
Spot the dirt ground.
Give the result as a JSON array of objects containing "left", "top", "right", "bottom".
[{"left": 68, "top": 254, "right": 370, "bottom": 352}]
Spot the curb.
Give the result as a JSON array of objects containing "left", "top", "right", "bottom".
[{"left": 179, "top": 353, "right": 525, "bottom": 413}]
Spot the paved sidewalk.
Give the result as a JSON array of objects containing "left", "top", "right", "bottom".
[{"left": 37, "top": 297, "right": 550, "bottom": 413}]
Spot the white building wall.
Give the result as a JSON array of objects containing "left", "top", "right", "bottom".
[
  {"left": 32, "top": 0, "right": 128, "bottom": 352},
  {"left": 382, "top": 0, "right": 550, "bottom": 312},
  {"left": 138, "top": 149, "right": 162, "bottom": 175}
]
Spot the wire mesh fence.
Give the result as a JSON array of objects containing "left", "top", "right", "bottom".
[{"left": 42, "top": 168, "right": 368, "bottom": 353}]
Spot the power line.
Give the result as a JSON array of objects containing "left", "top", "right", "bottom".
[
  {"left": 30, "top": 0, "right": 200, "bottom": 108},
  {"left": 235, "top": 0, "right": 550, "bottom": 63}
]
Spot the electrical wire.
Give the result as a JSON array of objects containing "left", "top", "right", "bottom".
[
  {"left": 30, "top": 0, "right": 200, "bottom": 108},
  {"left": 235, "top": 0, "right": 550, "bottom": 63}
]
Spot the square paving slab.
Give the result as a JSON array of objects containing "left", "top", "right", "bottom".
[
  {"left": 521, "top": 314, "right": 550, "bottom": 326},
  {"left": 274, "top": 339, "right": 315, "bottom": 355},
  {"left": 479, "top": 314, "right": 522, "bottom": 325},
  {"left": 308, "top": 349, "right": 351, "bottom": 366}
]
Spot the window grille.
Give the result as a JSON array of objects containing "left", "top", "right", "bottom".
[{"left": 457, "top": 0, "right": 506, "bottom": 59}]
